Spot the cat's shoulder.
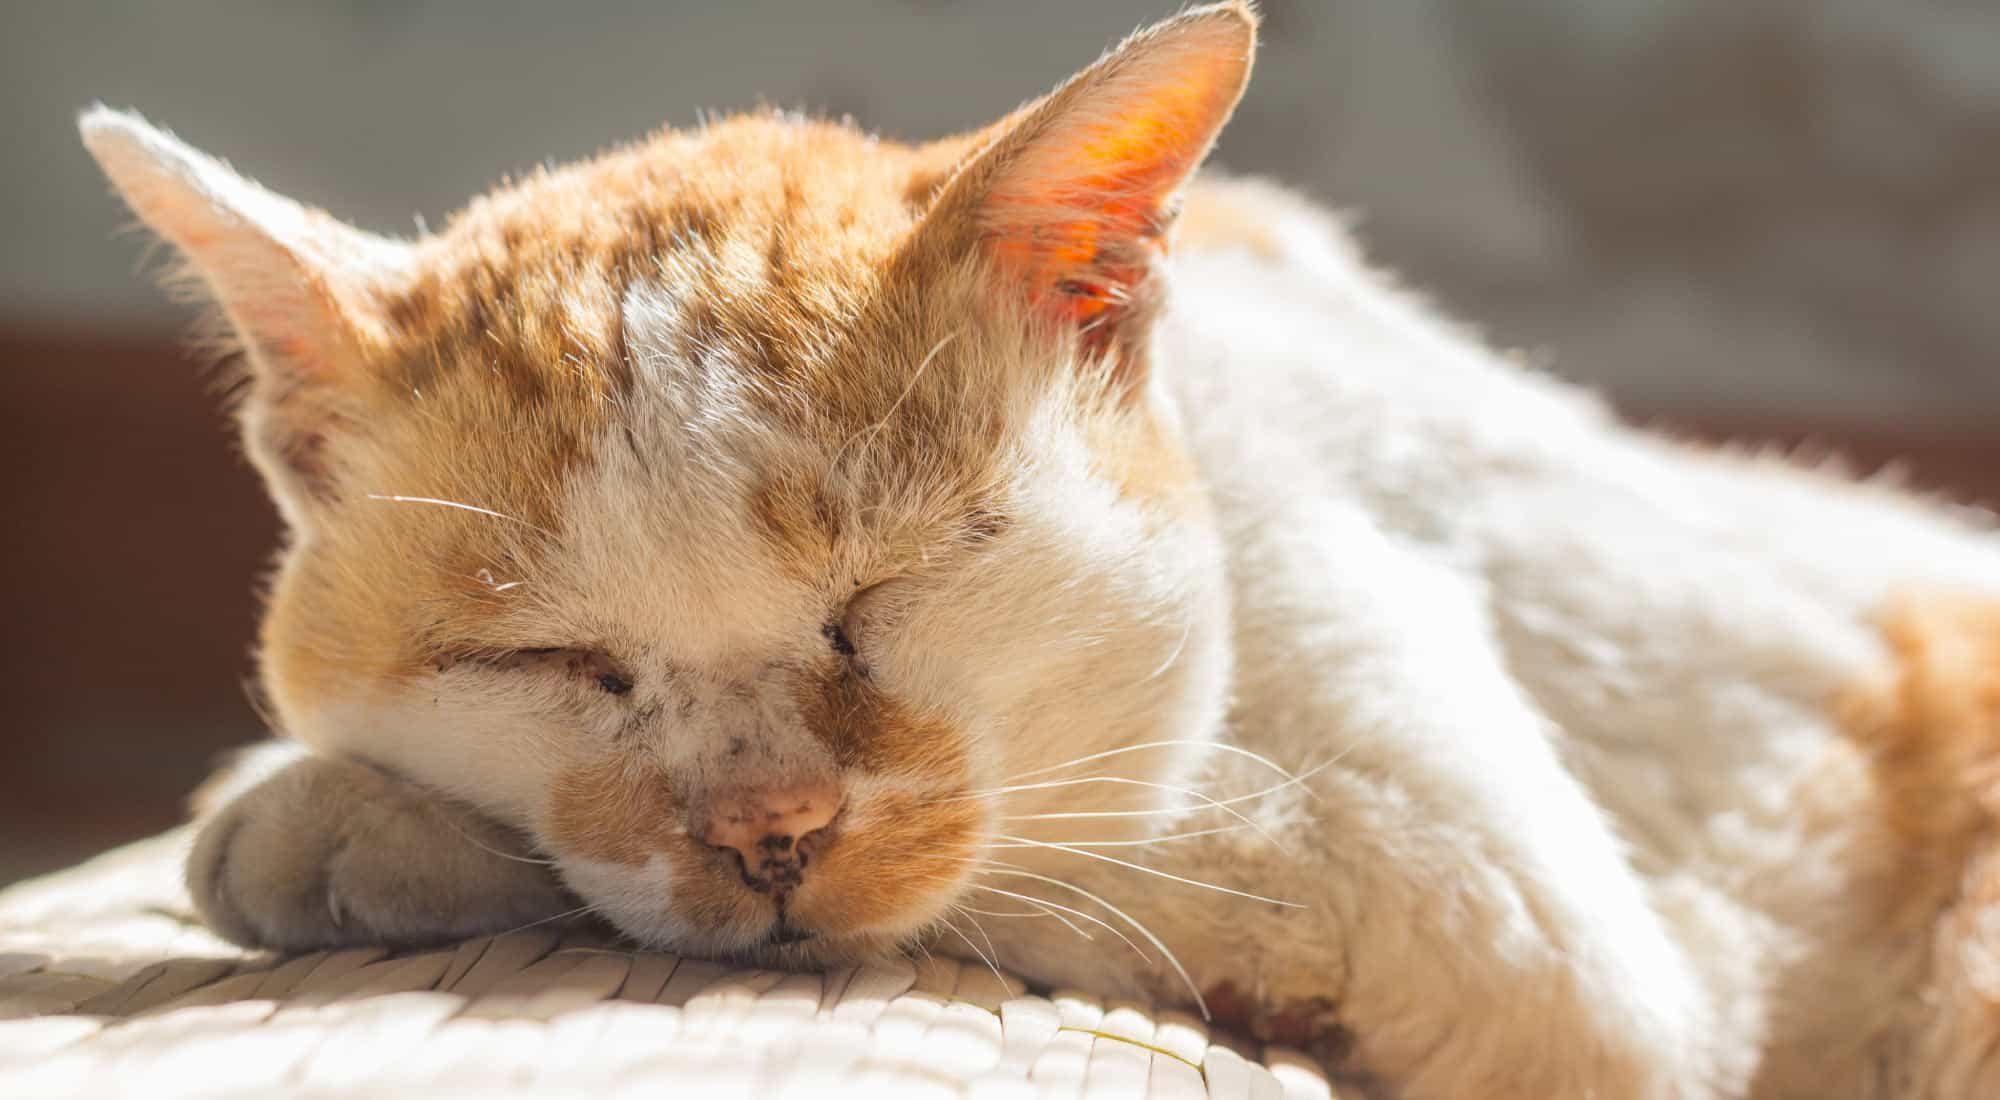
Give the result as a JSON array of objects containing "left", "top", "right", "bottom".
[{"left": 1177, "top": 174, "right": 1364, "bottom": 283}]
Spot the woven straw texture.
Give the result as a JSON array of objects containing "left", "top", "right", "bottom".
[{"left": 0, "top": 830, "right": 1336, "bottom": 1098}]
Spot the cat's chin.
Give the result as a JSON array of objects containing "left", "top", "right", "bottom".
[
  {"left": 609, "top": 919, "right": 907, "bottom": 971},
  {"left": 732, "top": 931, "right": 906, "bottom": 971}
]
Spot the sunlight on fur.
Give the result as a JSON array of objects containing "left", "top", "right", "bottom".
[{"left": 77, "top": 3, "right": 2000, "bottom": 1097}]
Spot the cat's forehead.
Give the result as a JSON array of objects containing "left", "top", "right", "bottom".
[
  {"left": 466, "top": 114, "right": 958, "bottom": 243},
  {"left": 402, "top": 115, "right": 968, "bottom": 339},
  {"left": 375, "top": 114, "right": 998, "bottom": 440},
  {"left": 346, "top": 133, "right": 1023, "bottom": 648}
]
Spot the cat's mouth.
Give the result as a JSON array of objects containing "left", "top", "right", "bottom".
[
  {"left": 761, "top": 918, "right": 819, "bottom": 947},
  {"left": 547, "top": 787, "right": 983, "bottom": 966},
  {"left": 699, "top": 915, "right": 913, "bottom": 971}
]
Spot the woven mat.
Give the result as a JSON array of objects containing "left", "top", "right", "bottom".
[{"left": 0, "top": 830, "right": 1335, "bottom": 1098}]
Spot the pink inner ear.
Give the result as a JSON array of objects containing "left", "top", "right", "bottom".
[
  {"left": 987, "top": 167, "right": 1164, "bottom": 330},
  {"left": 81, "top": 109, "right": 403, "bottom": 386},
  {"left": 977, "top": 38, "right": 1251, "bottom": 330}
]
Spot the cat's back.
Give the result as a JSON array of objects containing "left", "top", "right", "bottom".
[
  {"left": 1165, "top": 173, "right": 2000, "bottom": 638},
  {"left": 1166, "top": 174, "right": 2000, "bottom": 1098},
  {"left": 1163, "top": 171, "right": 2000, "bottom": 872}
]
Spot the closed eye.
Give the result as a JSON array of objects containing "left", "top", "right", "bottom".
[
  {"left": 443, "top": 646, "right": 634, "bottom": 696},
  {"left": 822, "top": 621, "right": 857, "bottom": 657},
  {"left": 828, "top": 580, "right": 908, "bottom": 679}
]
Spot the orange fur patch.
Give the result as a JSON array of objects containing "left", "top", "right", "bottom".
[
  {"left": 545, "top": 717, "right": 977, "bottom": 945},
  {"left": 1085, "top": 395, "right": 1205, "bottom": 510},
  {"left": 793, "top": 664, "right": 969, "bottom": 780},
  {"left": 546, "top": 753, "right": 769, "bottom": 932},
  {"left": 1840, "top": 598, "right": 2000, "bottom": 855},
  {"left": 95, "top": 5, "right": 1248, "bottom": 974},
  {"left": 1836, "top": 596, "right": 2000, "bottom": 1092},
  {"left": 785, "top": 789, "right": 981, "bottom": 938},
  {"left": 1175, "top": 183, "right": 1287, "bottom": 261},
  {"left": 544, "top": 754, "right": 687, "bottom": 868}
]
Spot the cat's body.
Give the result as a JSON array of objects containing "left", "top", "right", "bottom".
[
  {"left": 1033, "top": 178, "right": 2000, "bottom": 1097},
  {"left": 78, "top": 5, "right": 2000, "bottom": 1098}
]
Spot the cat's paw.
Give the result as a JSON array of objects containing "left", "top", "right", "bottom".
[{"left": 186, "top": 746, "right": 575, "bottom": 951}]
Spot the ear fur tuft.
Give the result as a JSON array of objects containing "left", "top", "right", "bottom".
[
  {"left": 919, "top": 2, "right": 1256, "bottom": 363},
  {"left": 79, "top": 106, "right": 410, "bottom": 527}
]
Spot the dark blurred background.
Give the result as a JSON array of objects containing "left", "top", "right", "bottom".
[{"left": 4, "top": 1, "right": 1997, "bottom": 885}]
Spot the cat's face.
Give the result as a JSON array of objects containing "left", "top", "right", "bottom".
[{"left": 83, "top": 4, "right": 1254, "bottom": 962}]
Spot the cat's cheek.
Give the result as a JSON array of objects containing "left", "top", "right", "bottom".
[
  {"left": 272, "top": 684, "right": 551, "bottom": 828},
  {"left": 537, "top": 750, "right": 766, "bottom": 947},
  {"left": 553, "top": 854, "right": 715, "bottom": 952},
  {"left": 783, "top": 791, "right": 984, "bottom": 940}
]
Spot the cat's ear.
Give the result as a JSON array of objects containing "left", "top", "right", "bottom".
[
  {"left": 79, "top": 107, "right": 410, "bottom": 530},
  {"left": 915, "top": 2, "right": 1254, "bottom": 381}
]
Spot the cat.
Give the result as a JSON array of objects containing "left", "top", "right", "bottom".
[{"left": 77, "top": 4, "right": 2000, "bottom": 1098}]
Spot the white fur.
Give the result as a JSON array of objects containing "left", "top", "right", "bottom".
[
  {"left": 970, "top": 177, "right": 2000, "bottom": 1098},
  {"left": 88, "top": 99, "right": 2000, "bottom": 1098},
  {"left": 286, "top": 270, "right": 1235, "bottom": 953},
  {"left": 252, "top": 174, "right": 2000, "bottom": 1097}
]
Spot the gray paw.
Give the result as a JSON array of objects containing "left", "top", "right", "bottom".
[{"left": 186, "top": 747, "right": 574, "bottom": 951}]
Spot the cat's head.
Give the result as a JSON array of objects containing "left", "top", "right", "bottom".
[{"left": 83, "top": 3, "right": 1253, "bottom": 961}]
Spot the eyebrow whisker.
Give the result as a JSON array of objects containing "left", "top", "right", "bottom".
[{"left": 365, "top": 493, "right": 555, "bottom": 538}]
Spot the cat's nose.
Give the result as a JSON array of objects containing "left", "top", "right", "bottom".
[{"left": 699, "top": 783, "right": 841, "bottom": 896}]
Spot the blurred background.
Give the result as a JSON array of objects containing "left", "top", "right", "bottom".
[{"left": 3, "top": 0, "right": 1996, "bottom": 885}]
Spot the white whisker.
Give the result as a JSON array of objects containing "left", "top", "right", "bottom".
[
  {"left": 942, "top": 906, "right": 1008, "bottom": 989},
  {"left": 966, "top": 883, "right": 1146, "bottom": 959},
  {"left": 439, "top": 816, "right": 558, "bottom": 867},
  {"left": 963, "top": 908, "right": 1004, "bottom": 971},
  {"left": 989, "top": 835, "right": 1304, "bottom": 909},
  {"left": 978, "top": 823, "right": 1248, "bottom": 849},
  {"left": 946, "top": 775, "right": 1277, "bottom": 847},
  {"left": 1003, "top": 755, "right": 1341, "bottom": 823},
  {"left": 1145, "top": 617, "right": 1192, "bottom": 681},
  {"left": 365, "top": 494, "right": 555, "bottom": 537},
  {"left": 1006, "top": 739, "right": 1300, "bottom": 785},
  {"left": 956, "top": 901, "right": 1076, "bottom": 927},
  {"left": 836, "top": 329, "right": 959, "bottom": 474},
  {"left": 981, "top": 867, "right": 1208, "bottom": 1021},
  {"left": 497, "top": 901, "right": 598, "bottom": 937},
  {"left": 965, "top": 889, "right": 1096, "bottom": 944}
]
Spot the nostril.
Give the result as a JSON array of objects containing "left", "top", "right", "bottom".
[
  {"left": 796, "top": 817, "right": 838, "bottom": 864},
  {"left": 701, "top": 782, "right": 842, "bottom": 891},
  {"left": 716, "top": 845, "right": 753, "bottom": 886}
]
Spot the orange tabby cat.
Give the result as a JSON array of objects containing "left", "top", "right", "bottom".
[{"left": 79, "top": 5, "right": 2000, "bottom": 1098}]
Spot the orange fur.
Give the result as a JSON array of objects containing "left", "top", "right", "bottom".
[
  {"left": 81, "top": 7, "right": 2000, "bottom": 1093},
  {"left": 786, "top": 790, "right": 982, "bottom": 939},
  {"left": 252, "top": 74, "right": 1241, "bottom": 712},
  {"left": 221, "top": 21, "right": 1244, "bottom": 964},
  {"left": 251, "top": 115, "right": 1011, "bottom": 710},
  {"left": 1826, "top": 597, "right": 2000, "bottom": 1095},
  {"left": 791, "top": 663, "right": 969, "bottom": 779},
  {"left": 545, "top": 754, "right": 774, "bottom": 936},
  {"left": 84, "top": 0, "right": 1249, "bottom": 988},
  {"left": 1175, "top": 185, "right": 1288, "bottom": 260},
  {"left": 1843, "top": 598, "right": 2000, "bottom": 860},
  {"left": 255, "top": 92, "right": 1224, "bottom": 954}
]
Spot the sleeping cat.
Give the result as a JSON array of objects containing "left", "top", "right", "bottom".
[{"left": 77, "top": 4, "right": 2000, "bottom": 1098}]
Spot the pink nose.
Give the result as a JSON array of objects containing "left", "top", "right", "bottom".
[{"left": 701, "top": 783, "right": 841, "bottom": 895}]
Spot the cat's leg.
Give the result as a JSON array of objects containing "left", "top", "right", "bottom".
[
  {"left": 989, "top": 765, "right": 1724, "bottom": 1100},
  {"left": 974, "top": 507, "right": 1729, "bottom": 1100},
  {"left": 1292, "top": 524, "right": 1730, "bottom": 1098},
  {"left": 185, "top": 741, "right": 575, "bottom": 951}
]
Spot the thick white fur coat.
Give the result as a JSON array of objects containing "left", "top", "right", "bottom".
[{"left": 976, "top": 178, "right": 2000, "bottom": 1099}]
